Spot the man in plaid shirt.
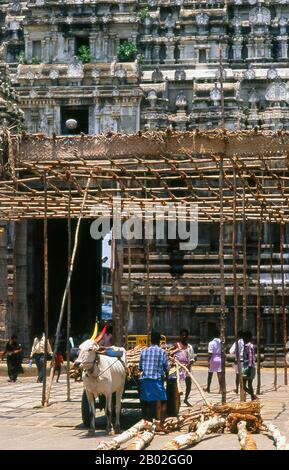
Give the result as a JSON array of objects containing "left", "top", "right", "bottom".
[{"left": 139, "top": 331, "right": 169, "bottom": 422}]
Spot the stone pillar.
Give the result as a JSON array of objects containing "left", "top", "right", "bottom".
[
  {"left": 247, "top": 39, "right": 254, "bottom": 60},
  {"left": 199, "top": 320, "right": 206, "bottom": 343},
  {"left": 232, "top": 39, "right": 243, "bottom": 60},
  {"left": 67, "top": 36, "right": 75, "bottom": 62},
  {"left": 264, "top": 317, "right": 272, "bottom": 344},
  {"left": 0, "top": 223, "right": 9, "bottom": 344},
  {"left": 131, "top": 33, "right": 137, "bottom": 46},
  {"left": 179, "top": 44, "right": 185, "bottom": 61},
  {"left": 44, "top": 36, "right": 50, "bottom": 63},
  {"left": 152, "top": 43, "right": 160, "bottom": 63},
  {"left": 40, "top": 39, "right": 45, "bottom": 63},
  {"left": 96, "top": 33, "right": 102, "bottom": 60},
  {"left": 15, "top": 221, "right": 29, "bottom": 351},
  {"left": 103, "top": 36, "right": 109, "bottom": 60},
  {"left": 95, "top": 112, "right": 101, "bottom": 134},
  {"left": 27, "top": 38, "right": 32, "bottom": 61},
  {"left": 279, "top": 37, "right": 288, "bottom": 59},
  {"left": 263, "top": 222, "right": 269, "bottom": 244},
  {"left": 51, "top": 35, "right": 58, "bottom": 63},
  {"left": 165, "top": 41, "right": 175, "bottom": 64},
  {"left": 89, "top": 33, "right": 97, "bottom": 61},
  {"left": 144, "top": 43, "right": 151, "bottom": 61}
]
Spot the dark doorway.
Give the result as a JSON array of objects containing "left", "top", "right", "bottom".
[
  {"left": 61, "top": 106, "right": 89, "bottom": 135},
  {"left": 75, "top": 36, "right": 89, "bottom": 55},
  {"left": 199, "top": 49, "right": 207, "bottom": 64},
  {"left": 207, "top": 322, "right": 217, "bottom": 341},
  {"left": 27, "top": 219, "right": 102, "bottom": 341}
]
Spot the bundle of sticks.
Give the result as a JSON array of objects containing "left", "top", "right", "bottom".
[
  {"left": 126, "top": 344, "right": 180, "bottom": 379},
  {"left": 208, "top": 401, "right": 263, "bottom": 433},
  {"left": 154, "top": 407, "right": 213, "bottom": 434},
  {"left": 154, "top": 401, "right": 263, "bottom": 435}
]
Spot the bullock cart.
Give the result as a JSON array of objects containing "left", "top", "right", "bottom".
[{"left": 79, "top": 343, "right": 181, "bottom": 428}]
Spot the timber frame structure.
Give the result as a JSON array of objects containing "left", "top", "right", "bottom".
[
  {"left": 1, "top": 128, "right": 289, "bottom": 402},
  {"left": 1, "top": 129, "right": 289, "bottom": 222}
]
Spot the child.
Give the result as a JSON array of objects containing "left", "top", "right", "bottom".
[{"left": 53, "top": 351, "right": 64, "bottom": 382}]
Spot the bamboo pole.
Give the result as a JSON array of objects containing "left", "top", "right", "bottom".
[
  {"left": 219, "top": 153, "right": 226, "bottom": 404},
  {"left": 44, "top": 176, "right": 91, "bottom": 406},
  {"left": 174, "top": 358, "right": 211, "bottom": 407},
  {"left": 269, "top": 217, "right": 278, "bottom": 390},
  {"left": 232, "top": 166, "right": 245, "bottom": 401},
  {"left": 42, "top": 171, "right": 49, "bottom": 407},
  {"left": 113, "top": 237, "right": 124, "bottom": 346},
  {"left": 145, "top": 238, "right": 151, "bottom": 336},
  {"left": 66, "top": 185, "right": 72, "bottom": 402},
  {"left": 219, "top": 41, "right": 225, "bottom": 128},
  {"left": 256, "top": 208, "right": 263, "bottom": 395},
  {"left": 242, "top": 183, "right": 248, "bottom": 330},
  {"left": 280, "top": 222, "right": 288, "bottom": 385},
  {"left": 125, "top": 238, "right": 131, "bottom": 350}
]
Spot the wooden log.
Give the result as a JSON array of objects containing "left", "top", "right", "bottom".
[
  {"left": 265, "top": 423, "right": 289, "bottom": 450},
  {"left": 237, "top": 421, "right": 257, "bottom": 450},
  {"left": 124, "top": 430, "right": 155, "bottom": 451},
  {"left": 96, "top": 420, "right": 153, "bottom": 451},
  {"left": 164, "top": 417, "right": 225, "bottom": 450}
]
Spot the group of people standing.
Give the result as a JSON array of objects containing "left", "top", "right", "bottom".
[
  {"left": 1, "top": 327, "right": 257, "bottom": 408},
  {"left": 1, "top": 332, "right": 64, "bottom": 384},
  {"left": 203, "top": 329, "right": 257, "bottom": 401},
  {"left": 138, "top": 327, "right": 258, "bottom": 423}
]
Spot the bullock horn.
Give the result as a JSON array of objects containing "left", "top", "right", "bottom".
[
  {"left": 94, "top": 322, "right": 108, "bottom": 343},
  {"left": 90, "top": 322, "right": 98, "bottom": 340}
]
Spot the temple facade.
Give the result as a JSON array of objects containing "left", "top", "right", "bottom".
[{"left": 0, "top": 0, "right": 289, "bottom": 352}]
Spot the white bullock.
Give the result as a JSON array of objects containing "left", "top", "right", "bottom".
[{"left": 75, "top": 339, "right": 126, "bottom": 434}]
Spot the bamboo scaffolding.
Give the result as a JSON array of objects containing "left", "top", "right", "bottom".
[
  {"left": 125, "top": 238, "right": 131, "bottom": 350},
  {"left": 219, "top": 153, "right": 226, "bottom": 404},
  {"left": 2, "top": 131, "right": 289, "bottom": 222},
  {"left": 280, "top": 222, "right": 288, "bottom": 386},
  {"left": 42, "top": 171, "right": 49, "bottom": 407},
  {"left": 66, "top": 185, "right": 72, "bottom": 402},
  {"left": 44, "top": 176, "right": 91, "bottom": 406},
  {"left": 145, "top": 237, "right": 151, "bottom": 336},
  {"left": 269, "top": 218, "right": 278, "bottom": 391},
  {"left": 256, "top": 208, "right": 263, "bottom": 395},
  {"left": 232, "top": 165, "right": 245, "bottom": 402},
  {"left": 2, "top": 129, "right": 289, "bottom": 402}
]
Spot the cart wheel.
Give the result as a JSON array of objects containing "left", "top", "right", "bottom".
[
  {"left": 81, "top": 390, "right": 95, "bottom": 427},
  {"left": 166, "top": 379, "right": 180, "bottom": 417}
]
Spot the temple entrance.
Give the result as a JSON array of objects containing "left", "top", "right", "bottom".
[
  {"left": 207, "top": 321, "right": 218, "bottom": 340},
  {"left": 27, "top": 219, "right": 101, "bottom": 342}
]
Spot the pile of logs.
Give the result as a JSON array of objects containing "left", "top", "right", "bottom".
[
  {"left": 95, "top": 401, "right": 264, "bottom": 451},
  {"left": 210, "top": 401, "right": 263, "bottom": 433},
  {"left": 126, "top": 344, "right": 179, "bottom": 379}
]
